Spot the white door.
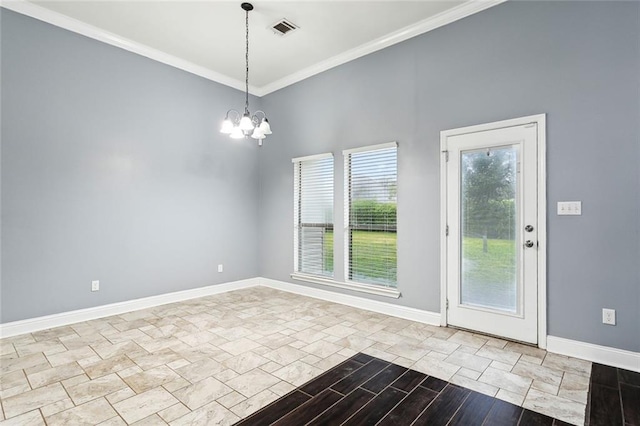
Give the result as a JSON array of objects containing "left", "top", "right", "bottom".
[{"left": 442, "top": 119, "right": 542, "bottom": 344}]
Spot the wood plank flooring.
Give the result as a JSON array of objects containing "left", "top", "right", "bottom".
[
  {"left": 588, "top": 363, "right": 640, "bottom": 426},
  {"left": 236, "top": 353, "right": 571, "bottom": 426}
]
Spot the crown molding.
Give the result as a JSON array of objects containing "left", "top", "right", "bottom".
[
  {"left": 2, "top": 0, "right": 506, "bottom": 98},
  {"left": 258, "top": 0, "right": 508, "bottom": 96},
  {"left": 0, "top": 0, "right": 259, "bottom": 96}
]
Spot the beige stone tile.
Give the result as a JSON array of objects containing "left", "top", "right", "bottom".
[
  {"left": 255, "top": 333, "right": 295, "bottom": 350},
  {"left": 0, "top": 370, "right": 28, "bottom": 391},
  {"left": 2, "top": 382, "right": 67, "bottom": 418},
  {"left": 505, "top": 341, "right": 547, "bottom": 361},
  {"left": 476, "top": 334, "right": 508, "bottom": 349},
  {"left": 162, "top": 377, "right": 191, "bottom": 393},
  {"left": 521, "top": 354, "right": 544, "bottom": 365},
  {"left": 92, "top": 341, "right": 147, "bottom": 360},
  {"left": 386, "top": 342, "right": 430, "bottom": 361},
  {"left": 32, "top": 327, "right": 77, "bottom": 342},
  {"left": 456, "top": 367, "right": 482, "bottom": 380},
  {"left": 269, "top": 380, "right": 296, "bottom": 396},
  {"left": 46, "top": 347, "right": 98, "bottom": 367},
  {"left": 218, "top": 338, "right": 262, "bottom": 356},
  {"left": 495, "top": 388, "right": 525, "bottom": 406},
  {"left": 322, "top": 324, "right": 358, "bottom": 339},
  {"left": 166, "top": 359, "right": 190, "bottom": 370},
  {"left": 59, "top": 334, "right": 110, "bottom": 351},
  {"left": 337, "top": 348, "right": 358, "bottom": 358},
  {"left": 229, "top": 389, "right": 279, "bottom": 418},
  {"left": 173, "top": 376, "right": 233, "bottom": 410},
  {"left": 157, "top": 403, "right": 191, "bottom": 423},
  {"left": 130, "top": 414, "right": 167, "bottom": 425},
  {"left": 106, "top": 387, "right": 137, "bottom": 405},
  {"left": 263, "top": 345, "right": 307, "bottom": 366},
  {"left": 512, "top": 361, "right": 563, "bottom": 392},
  {"left": 117, "top": 365, "right": 144, "bottom": 378},
  {"left": 272, "top": 360, "right": 323, "bottom": 387},
  {"left": 14, "top": 340, "right": 67, "bottom": 357},
  {"left": 476, "top": 346, "right": 522, "bottom": 366},
  {"left": 217, "top": 390, "right": 246, "bottom": 408},
  {"left": 368, "top": 330, "right": 413, "bottom": 346},
  {"left": 300, "top": 354, "right": 322, "bottom": 365},
  {"left": 173, "top": 357, "right": 225, "bottom": 383},
  {"left": 222, "top": 352, "right": 270, "bottom": 375},
  {"left": 61, "top": 374, "right": 90, "bottom": 388},
  {"left": 0, "top": 410, "right": 45, "bottom": 426},
  {"left": 226, "top": 368, "right": 281, "bottom": 398},
  {"left": 104, "top": 329, "right": 150, "bottom": 345},
  {"left": 313, "top": 353, "right": 346, "bottom": 370},
  {"left": 97, "top": 417, "right": 127, "bottom": 426},
  {"left": 422, "top": 337, "right": 460, "bottom": 355},
  {"left": 129, "top": 349, "right": 182, "bottom": 370},
  {"left": 83, "top": 354, "right": 136, "bottom": 379},
  {"left": 0, "top": 382, "right": 31, "bottom": 399},
  {"left": 213, "top": 369, "right": 240, "bottom": 383},
  {"left": 478, "top": 367, "right": 532, "bottom": 395},
  {"left": 523, "top": 388, "right": 586, "bottom": 425},
  {"left": 300, "top": 340, "right": 342, "bottom": 358},
  {"left": 396, "top": 323, "right": 435, "bottom": 341},
  {"left": 259, "top": 361, "right": 283, "bottom": 374},
  {"left": 26, "top": 362, "right": 84, "bottom": 388},
  {"left": 119, "top": 365, "right": 176, "bottom": 395},
  {"left": 450, "top": 373, "right": 499, "bottom": 397},
  {"left": 113, "top": 387, "right": 179, "bottom": 424},
  {"left": 0, "top": 353, "right": 49, "bottom": 375},
  {"left": 448, "top": 331, "right": 488, "bottom": 349},
  {"left": 40, "top": 398, "right": 75, "bottom": 418},
  {"left": 290, "top": 329, "right": 328, "bottom": 344},
  {"left": 169, "top": 400, "right": 239, "bottom": 426},
  {"left": 558, "top": 373, "right": 590, "bottom": 404},
  {"left": 66, "top": 373, "right": 129, "bottom": 405},
  {"left": 360, "top": 347, "right": 398, "bottom": 363},
  {"left": 77, "top": 356, "right": 103, "bottom": 368},
  {"left": 491, "top": 360, "right": 514, "bottom": 371},
  {"left": 0, "top": 342, "right": 16, "bottom": 357},
  {"left": 412, "top": 356, "right": 460, "bottom": 381},
  {"left": 46, "top": 398, "right": 117, "bottom": 426},
  {"left": 542, "top": 353, "right": 591, "bottom": 377}
]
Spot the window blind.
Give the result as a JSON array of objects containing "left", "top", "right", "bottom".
[
  {"left": 293, "top": 154, "right": 334, "bottom": 277},
  {"left": 344, "top": 143, "right": 397, "bottom": 287}
]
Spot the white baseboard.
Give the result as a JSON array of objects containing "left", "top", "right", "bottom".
[
  {"left": 0, "top": 278, "right": 259, "bottom": 338},
  {"left": 547, "top": 335, "right": 640, "bottom": 373},
  {"left": 259, "top": 278, "right": 441, "bottom": 326}
]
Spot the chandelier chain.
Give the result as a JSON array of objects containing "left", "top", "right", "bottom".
[{"left": 245, "top": 7, "right": 249, "bottom": 112}]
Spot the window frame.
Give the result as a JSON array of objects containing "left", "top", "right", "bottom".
[
  {"left": 292, "top": 152, "right": 335, "bottom": 278},
  {"left": 344, "top": 142, "right": 398, "bottom": 289}
]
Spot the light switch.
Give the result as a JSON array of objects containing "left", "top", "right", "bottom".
[{"left": 557, "top": 201, "right": 582, "bottom": 215}]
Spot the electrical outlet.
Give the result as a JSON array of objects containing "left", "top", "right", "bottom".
[
  {"left": 91, "top": 280, "right": 100, "bottom": 292},
  {"left": 602, "top": 308, "right": 616, "bottom": 325},
  {"left": 218, "top": 264, "right": 223, "bottom": 273}
]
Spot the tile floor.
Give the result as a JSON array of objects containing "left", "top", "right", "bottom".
[{"left": 0, "top": 287, "right": 591, "bottom": 425}]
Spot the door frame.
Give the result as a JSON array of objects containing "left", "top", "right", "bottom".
[{"left": 440, "top": 114, "right": 547, "bottom": 349}]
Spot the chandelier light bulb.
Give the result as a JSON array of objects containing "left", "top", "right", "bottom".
[
  {"left": 220, "top": 118, "right": 234, "bottom": 134},
  {"left": 259, "top": 118, "right": 272, "bottom": 135},
  {"left": 239, "top": 114, "right": 254, "bottom": 131},
  {"left": 230, "top": 127, "right": 244, "bottom": 139},
  {"left": 251, "top": 127, "right": 265, "bottom": 140}
]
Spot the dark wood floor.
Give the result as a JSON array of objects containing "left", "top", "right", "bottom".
[
  {"left": 235, "top": 353, "right": 579, "bottom": 426},
  {"left": 587, "top": 363, "right": 640, "bottom": 426}
]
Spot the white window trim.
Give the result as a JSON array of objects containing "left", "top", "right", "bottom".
[
  {"left": 343, "top": 141, "right": 399, "bottom": 290},
  {"left": 291, "top": 152, "right": 333, "bottom": 163},
  {"left": 290, "top": 273, "right": 401, "bottom": 298}
]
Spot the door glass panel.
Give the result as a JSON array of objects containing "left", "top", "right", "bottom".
[{"left": 460, "top": 145, "right": 519, "bottom": 313}]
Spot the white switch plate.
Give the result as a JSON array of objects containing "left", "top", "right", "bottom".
[
  {"left": 91, "top": 280, "right": 100, "bottom": 292},
  {"left": 557, "top": 201, "right": 582, "bottom": 215},
  {"left": 218, "top": 264, "right": 223, "bottom": 273},
  {"left": 602, "top": 308, "right": 616, "bottom": 325}
]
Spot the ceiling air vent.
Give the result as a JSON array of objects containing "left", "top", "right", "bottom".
[{"left": 271, "top": 19, "right": 298, "bottom": 36}]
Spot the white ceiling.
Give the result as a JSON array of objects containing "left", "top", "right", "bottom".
[{"left": 9, "top": 1, "right": 502, "bottom": 95}]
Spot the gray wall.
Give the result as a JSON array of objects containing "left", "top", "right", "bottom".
[
  {"left": 1, "top": 10, "right": 261, "bottom": 322},
  {"left": 259, "top": 1, "right": 640, "bottom": 352}
]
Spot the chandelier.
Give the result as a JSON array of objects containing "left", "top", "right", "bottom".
[{"left": 220, "top": 2, "right": 272, "bottom": 146}]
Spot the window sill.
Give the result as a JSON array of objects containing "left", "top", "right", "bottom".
[{"left": 290, "top": 273, "right": 401, "bottom": 299}]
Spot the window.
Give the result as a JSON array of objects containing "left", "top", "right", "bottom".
[
  {"left": 293, "top": 153, "right": 334, "bottom": 278},
  {"left": 344, "top": 142, "right": 397, "bottom": 287}
]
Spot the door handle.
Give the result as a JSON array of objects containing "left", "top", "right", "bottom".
[{"left": 524, "top": 240, "right": 535, "bottom": 248}]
